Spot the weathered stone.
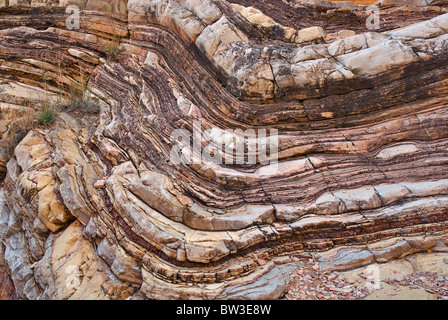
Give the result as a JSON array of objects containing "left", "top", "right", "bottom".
[
  {"left": 337, "top": 40, "right": 418, "bottom": 76},
  {"left": 0, "top": 0, "right": 447, "bottom": 301},
  {"left": 316, "top": 247, "right": 376, "bottom": 271},
  {"left": 296, "top": 26, "right": 325, "bottom": 43},
  {"left": 196, "top": 16, "right": 248, "bottom": 59},
  {"left": 233, "top": 4, "right": 297, "bottom": 41},
  {"left": 218, "top": 263, "right": 296, "bottom": 300},
  {"left": 386, "top": 17, "right": 446, "bottom": 39},
  {"left": 68, "top": 49, "right": 100, "bottom": 65}
]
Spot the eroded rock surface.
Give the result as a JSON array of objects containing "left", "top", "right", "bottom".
[{"left": 0, "top": 0, "right": 447, "bottom": 300}]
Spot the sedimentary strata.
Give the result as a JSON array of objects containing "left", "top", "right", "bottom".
[{"left": 0, "top": 0, "right": 447, "bottom": 300}]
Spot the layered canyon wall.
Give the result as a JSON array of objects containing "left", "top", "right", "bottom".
[{"left": 0, "top": 0, "right": 447, "bottom": 299}]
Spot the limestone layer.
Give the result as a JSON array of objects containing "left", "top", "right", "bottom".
[{"left": 0, "top": 0, "right": 447, "bottom": 300}]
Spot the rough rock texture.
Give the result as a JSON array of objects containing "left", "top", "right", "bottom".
[
  {"left": 285, "top": 250, "right": 448, "bottom": 300},
  {"left": 0, "top": 0, "right": 447, "bottom": 300}
]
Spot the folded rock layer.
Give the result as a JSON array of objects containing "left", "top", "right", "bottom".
[{"left": 0, "top": 0, "right": 447, "bottom": 300}]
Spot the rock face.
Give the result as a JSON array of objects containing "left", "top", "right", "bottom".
[{"left": 0, "top": 0, "right": 447, "bottom": 300}]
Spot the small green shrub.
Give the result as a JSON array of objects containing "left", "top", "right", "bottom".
[
  {"left": 105, "top": 44, "right": 120, "bottom": 61},
  {"left": 104, "top": 36, "right": 121, "bottom": 61},
  {"left": 37, "top": 105, "right": 57, "bottom": 125}
]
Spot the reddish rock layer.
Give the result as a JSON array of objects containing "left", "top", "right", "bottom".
[{"left": 0, "top": 0, "right": 447, "bottom": 300}]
